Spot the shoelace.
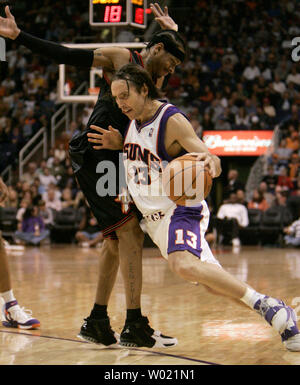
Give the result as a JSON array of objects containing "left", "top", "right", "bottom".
[{"left": 7, "top": 306, "right": 33, "bottom": 323}]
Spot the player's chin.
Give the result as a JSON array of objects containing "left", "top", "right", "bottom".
[{"left": 122, "top": 109, "right": 133, "bottom": 118}]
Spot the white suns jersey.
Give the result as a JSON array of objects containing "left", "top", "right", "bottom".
[{"left": 123, "top": 102, "right": 185, "bottom": 217}]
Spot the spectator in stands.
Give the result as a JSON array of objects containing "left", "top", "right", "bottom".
[
  {"left": 286, "top": 131, "right": 300, "bottom": 152},
  {"left": 9, "top": 125, "right": 24, "bottom": 152},
  {"left": 262, "top": 97, "right": 277, "bottom": 127},
  {"left": 248, "top": 189, "right": 269, "bottom": 211},
  {"left": 223, "top": 169, "right": 244, "bottom": 198},
  {"left": 234, "top": 107, "right": 250, "bottom": 130},
  {"left": 236, "top": 189, "right": 247, "bottom": 207},
  {"left": 38, "top": 200, "right": 54, "bottom": 228},
  {"left": 272, "top": 190, "right": 289, "bottom": 209},
  {"left": 46, "top": 148, "right": 55, "bottom": 169},
  {"left": 277, "top": 167, "right": 294, "bottom": 190},
  {"left": 21, "top": 162, "right": 38, "bottom": 185},
  {"left": 16, "top": 196, "right": 31, "bottom": 222},
  {"left": 273, "top": 139, "right": 293, "bottom": 168},
  {"left": 39, "top": 167, "right": 57, "bottom": 192},
  {"left": 291, "top": 177, "right": 300, "bottom": 196},
  {"left": 58, "top": 166, "right": 77, "bottom": 194},
  {"left": 272, "top": 74, "right": 287, "bottom": 95},
  {"left": 61, "top": 187, "right": 76, "bottom": 209},
  {"left": 288, "top": 153, "right": 300, "bottom": 183},
  {"left": 75, "top": 206, "right": 103, "bottom": 248},
  {"left": 30, "top": 184, "right": 42, "bottom": 206},
  {"left": 201, "top": 113, "right": 214, "bottom": 130},
  {"left": 268, "top": 153, "right": 282, "bottom": 176},
  {"left": 242, "top": 58, "right": 260, "bottom": 88},
  {"left": 284, "top": 214, "right": 300, "bottom": 247},
  {"left": 43, "top": 188, "right": 62, "bottom": 212},
  {"left": 286, "top": 65, "right": 300, "bottom": 88},
  {"left": 250, "top": 115, "right": 263, "bottom": 130},
  {"left": 216, "top": 192, "right": 249, "bottom": 247},
  {"left": 54, "top": 143, "right": 66, "bottom": 163},
  {"left": 22, "top": 109, "right": 39, "bottom": 142},
  {"left": 215, "top": 116, "right": 231, "bottom": 130},
  {"left": 61, "top": 121, "right": 80, "bottom": 143},
  {"left": 36, "top": 159, "right": 47, "bottom": 175},
  {"left": 262, "top": 166, "right": 278, "bottom": 193},
  {"left": 258, "top": 181, "right": 275, "bottom": 207},
  {"left": 15, "top": 205, "right": 50, "bottom": 246},
  {"left": 50, "top": 156, "right": 65, "bottom": 182}
]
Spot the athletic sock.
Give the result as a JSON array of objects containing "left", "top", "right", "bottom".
[
  {"left": 240, "top": 287, "right": 265, "bottom": 309},
  {"left": 126, "top": 308, "right": 142, "bottom": 322},
  {"left": 90, "top": 304, "right": 108, "bottom": 320},
  {"left": 0, "top": 289, "right": 16, "bottom": 304}
]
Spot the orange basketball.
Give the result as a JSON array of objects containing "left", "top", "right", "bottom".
[{"left": 162, "top": 154, "right": 213, "bottom": 206}]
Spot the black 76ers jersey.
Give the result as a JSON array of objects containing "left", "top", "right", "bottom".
[{"left": 123, "top": 102, "right": 185, "bottom": 216}]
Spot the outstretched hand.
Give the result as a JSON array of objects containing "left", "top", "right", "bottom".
[
  {"left": 150, "top": 3, "right": 178, "bottom": 32},
  {"left": 87, "top": 125, "right": 123, "bottom": 150},
  {"left": 0, "top": 6, "right": 20, "bottom": 40}
]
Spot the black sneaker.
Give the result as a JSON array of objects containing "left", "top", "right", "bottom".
[
  {"left": 77, "top": 317, "right": 119, "bottom": 348},
  {"left": 120, "top": 316, "right": 177, "bottom": 348}
]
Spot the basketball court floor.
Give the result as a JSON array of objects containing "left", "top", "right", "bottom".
[{"left": 1, "top": 243, "right": 300, "bottom": 365}]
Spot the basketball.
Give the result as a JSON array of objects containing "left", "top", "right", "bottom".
[{"left": 162, "top": 154, "right": 213, "bottom": 206}]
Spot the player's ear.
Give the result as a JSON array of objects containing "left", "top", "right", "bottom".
[
  {"left": 154, "top": 42, "right": 164, "bottom": 55},
  {"left": 141, "top": 83, "right": 148, "bottom": 98}
]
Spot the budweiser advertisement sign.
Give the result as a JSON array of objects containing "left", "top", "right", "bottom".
[{"left": 202, "top": 130, "right": 273, "bottom": 156}]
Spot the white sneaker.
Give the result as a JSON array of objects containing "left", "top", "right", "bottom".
[
  {"left": 232, "top": 238, "right": 241, "bottom": 247},
  {"left": 2, "top": 300, "right": 40, "bottom": 329},
  {"left": 254, "top": 296, "right": 300, "bottom": 351}
]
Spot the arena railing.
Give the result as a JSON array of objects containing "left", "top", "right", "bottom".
[{"left": 19, "top": 127, "right": 47, "bottom": 179}]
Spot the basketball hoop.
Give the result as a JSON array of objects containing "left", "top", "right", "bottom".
[{"left": 88, "top": 87, "right": 100, "bottom": 96}]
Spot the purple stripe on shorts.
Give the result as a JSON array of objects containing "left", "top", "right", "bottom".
[{"left": 167, "top": 205, "right": 204, "bottom": 258}]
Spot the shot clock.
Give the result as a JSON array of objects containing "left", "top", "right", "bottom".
[{"left": 89, "top": 0, "right": 147, "bottom": 28}]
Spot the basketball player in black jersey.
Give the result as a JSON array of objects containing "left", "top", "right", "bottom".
[{"left": 0, "top": 4, "right": 186, "bottom": 348}]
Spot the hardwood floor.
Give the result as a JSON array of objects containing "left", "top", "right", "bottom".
[{"left": 1, "top": 244, "right": 300, "bottom": 365}]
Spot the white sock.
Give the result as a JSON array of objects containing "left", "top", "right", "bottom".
[
  {"left": 0, "top": 289, "right": 17, "bottom": 304},
  {"left": 240, "top": 287, "right": 265, "bottom": 309}
]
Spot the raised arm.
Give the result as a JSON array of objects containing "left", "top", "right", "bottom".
[
  {"left": 150, "top": 3, "right": 178, "bottom": 31},
  {"left": 0, "top": 6, "right": 128, "bottom": 70},
  {"left": 0, "top": 4, "right": 178, "bottom": 71}
]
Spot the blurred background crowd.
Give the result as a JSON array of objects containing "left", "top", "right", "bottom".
[{"left": 1, "top": 0, "right": 300, "bottom": 248}]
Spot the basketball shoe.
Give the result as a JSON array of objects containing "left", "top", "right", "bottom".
[
  {"left": 254, "top": 296, "right": 300, "bottom": 351},
  {"left": 77, "top": 317, "right": 120, "bottom": 348},
  {"left": 2, "top": 300, "right": 40, "bottom": 329},
  {"left": 120, "top": 316, "right": 178, "bottom": 348}
]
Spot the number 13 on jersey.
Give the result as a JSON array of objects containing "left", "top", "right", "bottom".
[{"left": 175, "top": 229, "right": 198, "bottom": 249}]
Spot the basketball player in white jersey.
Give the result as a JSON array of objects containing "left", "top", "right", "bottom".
[
  {"left": 0, "top": 177, "right": 40, "bottom": 329},
  {"left": 87, "top": 63, "right": 300, "bottom": 351}
]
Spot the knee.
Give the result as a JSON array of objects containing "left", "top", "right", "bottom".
[
  {"left": 168, "top": 252, "right": 194, "bottom": 278},
  {"left": 116, "top": 218, "right": 144, "bottom": 248},
  {"left": 105, "top": 239, "right": 119, "bottom": 257}
]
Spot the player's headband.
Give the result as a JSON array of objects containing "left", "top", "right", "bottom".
[{"left": 147, "top": 34, "right": 185, "bottom": 63}]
